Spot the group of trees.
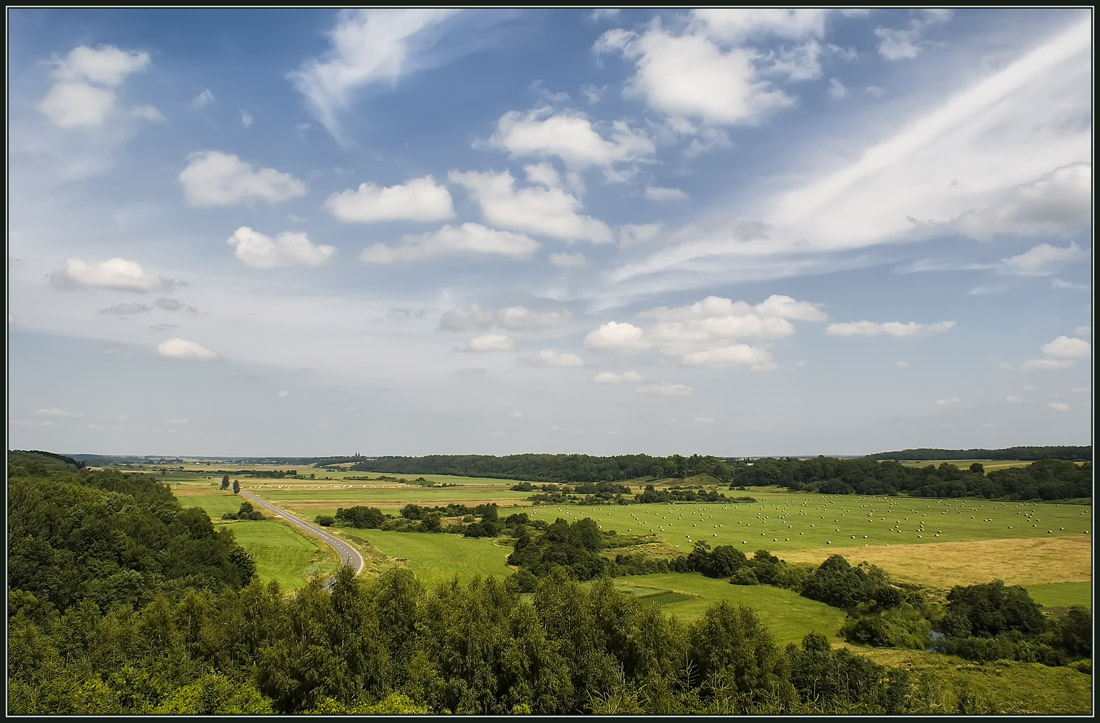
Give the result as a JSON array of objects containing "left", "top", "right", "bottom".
[
  {"left": 732, "top": 457, "right": 1091, "bottom": 501},
  {"left": 866, "top": 446, "right": 1090, "bottom": 462},
  {"left": 353, "top": 453, "right": 735, "bottom": 484},
  {"left": 221, "top": 502, "right": 264, "bottom": 522},
  {"left": 9, "top": 565, "right": 1029, "bottom": 715}
]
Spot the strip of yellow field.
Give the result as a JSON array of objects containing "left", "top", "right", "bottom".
[{"left": 780, "top": 536, "right": 1091, "bottom": 589}]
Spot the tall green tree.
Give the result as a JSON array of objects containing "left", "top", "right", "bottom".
[{"left": 231, "top": 479, "right": 240, "bottom": 495}]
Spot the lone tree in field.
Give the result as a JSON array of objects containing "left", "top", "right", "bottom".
[
  {"left": 232, "top": 479, "right": 240, "bottom": 495},
  {"left": 221, "top": 474, "right": 230, "bottom": 490}
]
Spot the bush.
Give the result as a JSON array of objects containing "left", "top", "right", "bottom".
[{"left": 315, "top": 515, "right": 335, "bottom": 527}]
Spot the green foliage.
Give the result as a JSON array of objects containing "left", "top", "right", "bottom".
[
  {"left": 866, "top": 446, "right": 1090, "bottom": 462},
  {"left": 334, "top": 505, "right": 387, "bottom": 528},
  {"left": 507, "top": 518, "right": 611, "bottom": 580},
  {"left": 802, "top": 555, "right": 901, "bottom": 611},
  {"left": 315, "top": 515, "right": 335, "bottom": 527}
]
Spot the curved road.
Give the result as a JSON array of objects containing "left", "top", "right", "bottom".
[{"left": 239, "top": 489, "right": 364, "bottom": 588}]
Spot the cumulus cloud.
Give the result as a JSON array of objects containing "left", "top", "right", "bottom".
[
  {"left": 681, "top": 344, "right": 773, "bottom": 368},
  {"left": 449, "top": 169, "right": 613, "bottom": 243},
  {"left": 595, "top": 23, "right": 795, "bottom": 127},
  {"left": 955, "top": 164, "right": 1091, "bottom": 240},
  {"left": 324, "top": 176, "right": 455, "bottom": 223},
  {"left": 287, "top": 8, "right": 459, "bottom": 145},
  {"left": 1048, "top": 402, "right": 1070, "bottom": 412},
  {"left": 826, "top": 320, "right": 956, "bottom": 337},
  {"left": 496, "top": 306, "right": 572, "bottom": 331},
  {"left": 874, "top": 9, "right": 953, "bottom": 61},
  {"left": 524, "top": 349, "right": 585, "bottom": 367},
  {"left": 179, "top": 151, "right": 307, "bottom": 207},
  {"left": 36, "top": 408, "right": 85, "bottom": 417},
  {"left": 490, "top": 107, "right": 654, "bottom": 168},
  {"left": 440, "top": 304, "right": 495, "bottom": 331},
  {"left": 190, "top": 88, "right": 215, "bottom": 108},
  {"left": 1021, "top": 335, "right": 1090, "bottom": 370},
  {"left": 549, "top": 252, "right": 589, "bottom": 269},
  {"left": 39, "top": 45, "right": 152, "bottom": 128},
  {"left": 156, "top": 338, "right": 219, "bottom": 361},
  {"left": 592, "top": 370, "right": 643, "bottom": 384},
  {"left": 1001, "top": 242, "right": 1084, "bottom": 275},
  {"left": 240, "top": 110, "right": 254, "bottom": 128},
  {"left": 227, "top": 226, "right": 336, "bottom": 269},
  {"left": 827, "top": 77, "right": 848, "bottom": 99},
  {"left": 360, "top": 223, "right": 539, "bottom": 264},
  {"left": 635, "top": 382, "right": 693, "bottom": 396},
  {"left": 50, "top": 257, "right": 171, "bottom": 292},
  {"left": 584, "top": 321, "right": 649, "bottom": 352},
  {"left": 99, "top": 302, "right": 152, "bottom": 315},
  {"left": 645, "top": 186, "right": 688, "bottom": 202},
  {"left": 463, "top": 334, "right": 515, "bottom": 352}
]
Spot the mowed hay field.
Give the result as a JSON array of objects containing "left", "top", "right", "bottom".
[{"left": 337, "top": 528, "right": 514, "bottom": 587}]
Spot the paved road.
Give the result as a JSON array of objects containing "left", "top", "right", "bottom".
[{"left": 239, "top": 490, "right": 364, "bottom": 588}]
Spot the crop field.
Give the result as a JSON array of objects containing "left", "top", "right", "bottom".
[
  {"left": 612, "top": 573, "right": 848, "bottom": 645},
  {"left": 336, "top": 528, "right": 514, "bottom": 587},
  {"left": 220, "top": 519, "right": 338, "bottom": 590},
  {"left": 1023, "top": 581, "right": 1092, "bottom": 609}
]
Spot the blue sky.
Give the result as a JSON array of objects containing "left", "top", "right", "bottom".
[{"left": 7, "top": 8, "right": 1092, "bottom": 457}]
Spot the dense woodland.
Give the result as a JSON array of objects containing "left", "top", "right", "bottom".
[
  {"left": 866, "top": 446, "right": 1091, "bottom": 461},
  {"left": 7, "top": 451, "right": 1091, "bottom": 715}
]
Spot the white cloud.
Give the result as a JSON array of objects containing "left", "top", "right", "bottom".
[
  {"left": 549, "top": 252, "right": 589, "bottom": 269},
  {"left": 691, "top": 8, "right": 830, "bottom": 42},
  {"left": 190, "top": 88, "right": 215, "bottom": 108},
  {"left": 240, "top": 110, "right": 254, "bottom": 128},
  {"left": 1052, "top": 279, "right": 1090, "bottom": 291},
  {"left": 584, "top": 321, "right": 649, "bottom": 352},
  {"left": 156, "top": 338, "right": 219, "bottom": 361},
  {"left": 277, "top": 390, "right": 289, "bottom": 398},
  {"left": 324, "top": 176, "right": 454, "bottom": 223},
  {"left": 35, "top": 408, "right": 85, "bottom": 417},
  {"left": 645, "top": 186, "right": 688, "bottom": 202},
  {"left": 894, "top": 361, "right": 910, "bottom": 369},
  {"left": 490, "top": 107, "right": 654, "bottom": 168},
  {"left": 524, "top": 162, "right": 562, "bottom": 189},
  {"left": 179, "top": 151, "right": 307, "bottom": 207},
  {"left": 592, "top": 370, "right": 643, "bottom": 384},
  {"left": 508, "top": 411, "right": 524, "bottom": 419},
  {"left": 936, "top": 397, "right": 961, "bottom": 406},
  {"left": 360, "top": 223, "right": 539, "bottom": 264},
  {"left": 227, "top": 227, "right": 336, "bottom": 269},
  {"left": 526, "top": 349, "right": 585, "bottom": 367},
  {"left": 99, "top": 302, "right": 153, "bottom": 315},
  {"left": 874, "top": 9, "right": 953, "bottom": 61},
  {"left": 826, "top": 320, "right": 956, "bottom": 337},
  {"left": 1021, "top": 358, "right": 1076, "bottom": 371},
  {"left": 1005, "top": 395, "right": 1023, "bottom": 403},
  {"left": 439, "top": 304, "right": 495, "bottom": 331},
  {"left": 681, "top": 344, "right": 773, "bottom": 368},
  {"left": 759, "top": 40, "right": 825, "bottom": 82},
  {"left": 635, "top": 382, "right": 693, "bottom": 396},
  {"left": 496, "top": 306, "right": 572, "bottom": 331},
  {"left": 618, "top": 223, "right": 664, "bottom": 248},
  {"left": 865, "top": 85, "right": 884, "bottom": 97},
  {"left": 449, "top": 169, "right": 613, "bottom": 243},
  {"left": 50, "top": 257, "right": 170, "bottom": 292},
  {"left": 39, "top": 45, "right": 151, "bottom": 128},
  {"left": 130, "top": 104, "right": 165, "bottom": 121},
  {"left": 827, "top": 77, "right": 848, "bottom": 99},
  {"left": 956, "top": 164, "right": 1091, "bottom": 240},
  {"left": 1048, "top": 402, "right": 1071, "bottom": 412},
  {"left": 597, "top": 24, "right": 795, "bottom": 127},
  {"left": 466, "top": 334, "right": 515, "bottom": 352},
  {"left": 287, "top": 8, "right": 459, "bottom": 145},
  {"left": 695, "top": 416, "right": 716, "bottom": 423},
  {"left": 1040, "top": 336, "right": 1091, "bottom": 360}
]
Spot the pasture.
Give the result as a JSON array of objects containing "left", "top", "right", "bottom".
[
  {"left": 1023, "top": 581, "right": 1092, "bottom": 609},
  {"left": 336, "top": 528, "right": 514, "bottom": 587},
  {"left": 220, "top": 519, "right": 338, "bottom": 590},
  {"left": 612, "top": 573, "right": 847, "bottom": 645}
]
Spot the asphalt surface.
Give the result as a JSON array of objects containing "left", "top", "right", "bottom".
[{"left": 239, "top": 489, "right": 364, "bottom": 588}]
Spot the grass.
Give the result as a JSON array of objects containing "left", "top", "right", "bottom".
[
  {"left": 336, "top": 528, "right": 514, "bottom": 587},
  {"left": 842, "top": 644, "right": 1092, "bottom": 715},
  {"left": 611, "top": 573, "right": 847, "bottom": 646},
  {"left": 221, "top": 519, "right": 338, "bottom": 590},
  {"left": 1024, "top": 581, "right": 1092, "bottom": 609}
]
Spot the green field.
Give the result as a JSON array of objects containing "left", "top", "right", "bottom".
[
  {"left": 338, "top": 528, "right": 514, "bottom": 587},
  {"left": 222, "top": 519, "right": 338, "bottom": 590},
  {"left": 1024, "top": 582, "right": 1092, "bottom": 609},
  {"left": 611, "top": 573, "right": 848, "bottom": 645}
]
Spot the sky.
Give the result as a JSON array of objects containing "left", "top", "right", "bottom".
[{"left": 6, "top": 7, "right": 1093, "bottom": 458}]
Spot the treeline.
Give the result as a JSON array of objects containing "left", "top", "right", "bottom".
[
  {"left": 353, "top": 453, "right": 735, "bottom": 484},
  {"left": 865, "top": 446, "right": 1091, "bottom": 461},
  {"left": 7, "top": 452, "right": 256, "bottom": 624},
  {"left": 733, "top": 457, "right": 1091, "bottom": 500},
  {"left": 10, "top": 566, "right": 1025, "bottom": 715}
]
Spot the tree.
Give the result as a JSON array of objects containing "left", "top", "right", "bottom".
[
  {"left": 232, "top": 480, "right": 240, "bottom": 495},
  {"left": 221, "top": 475, "right": 230, "bottom": 490}
]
